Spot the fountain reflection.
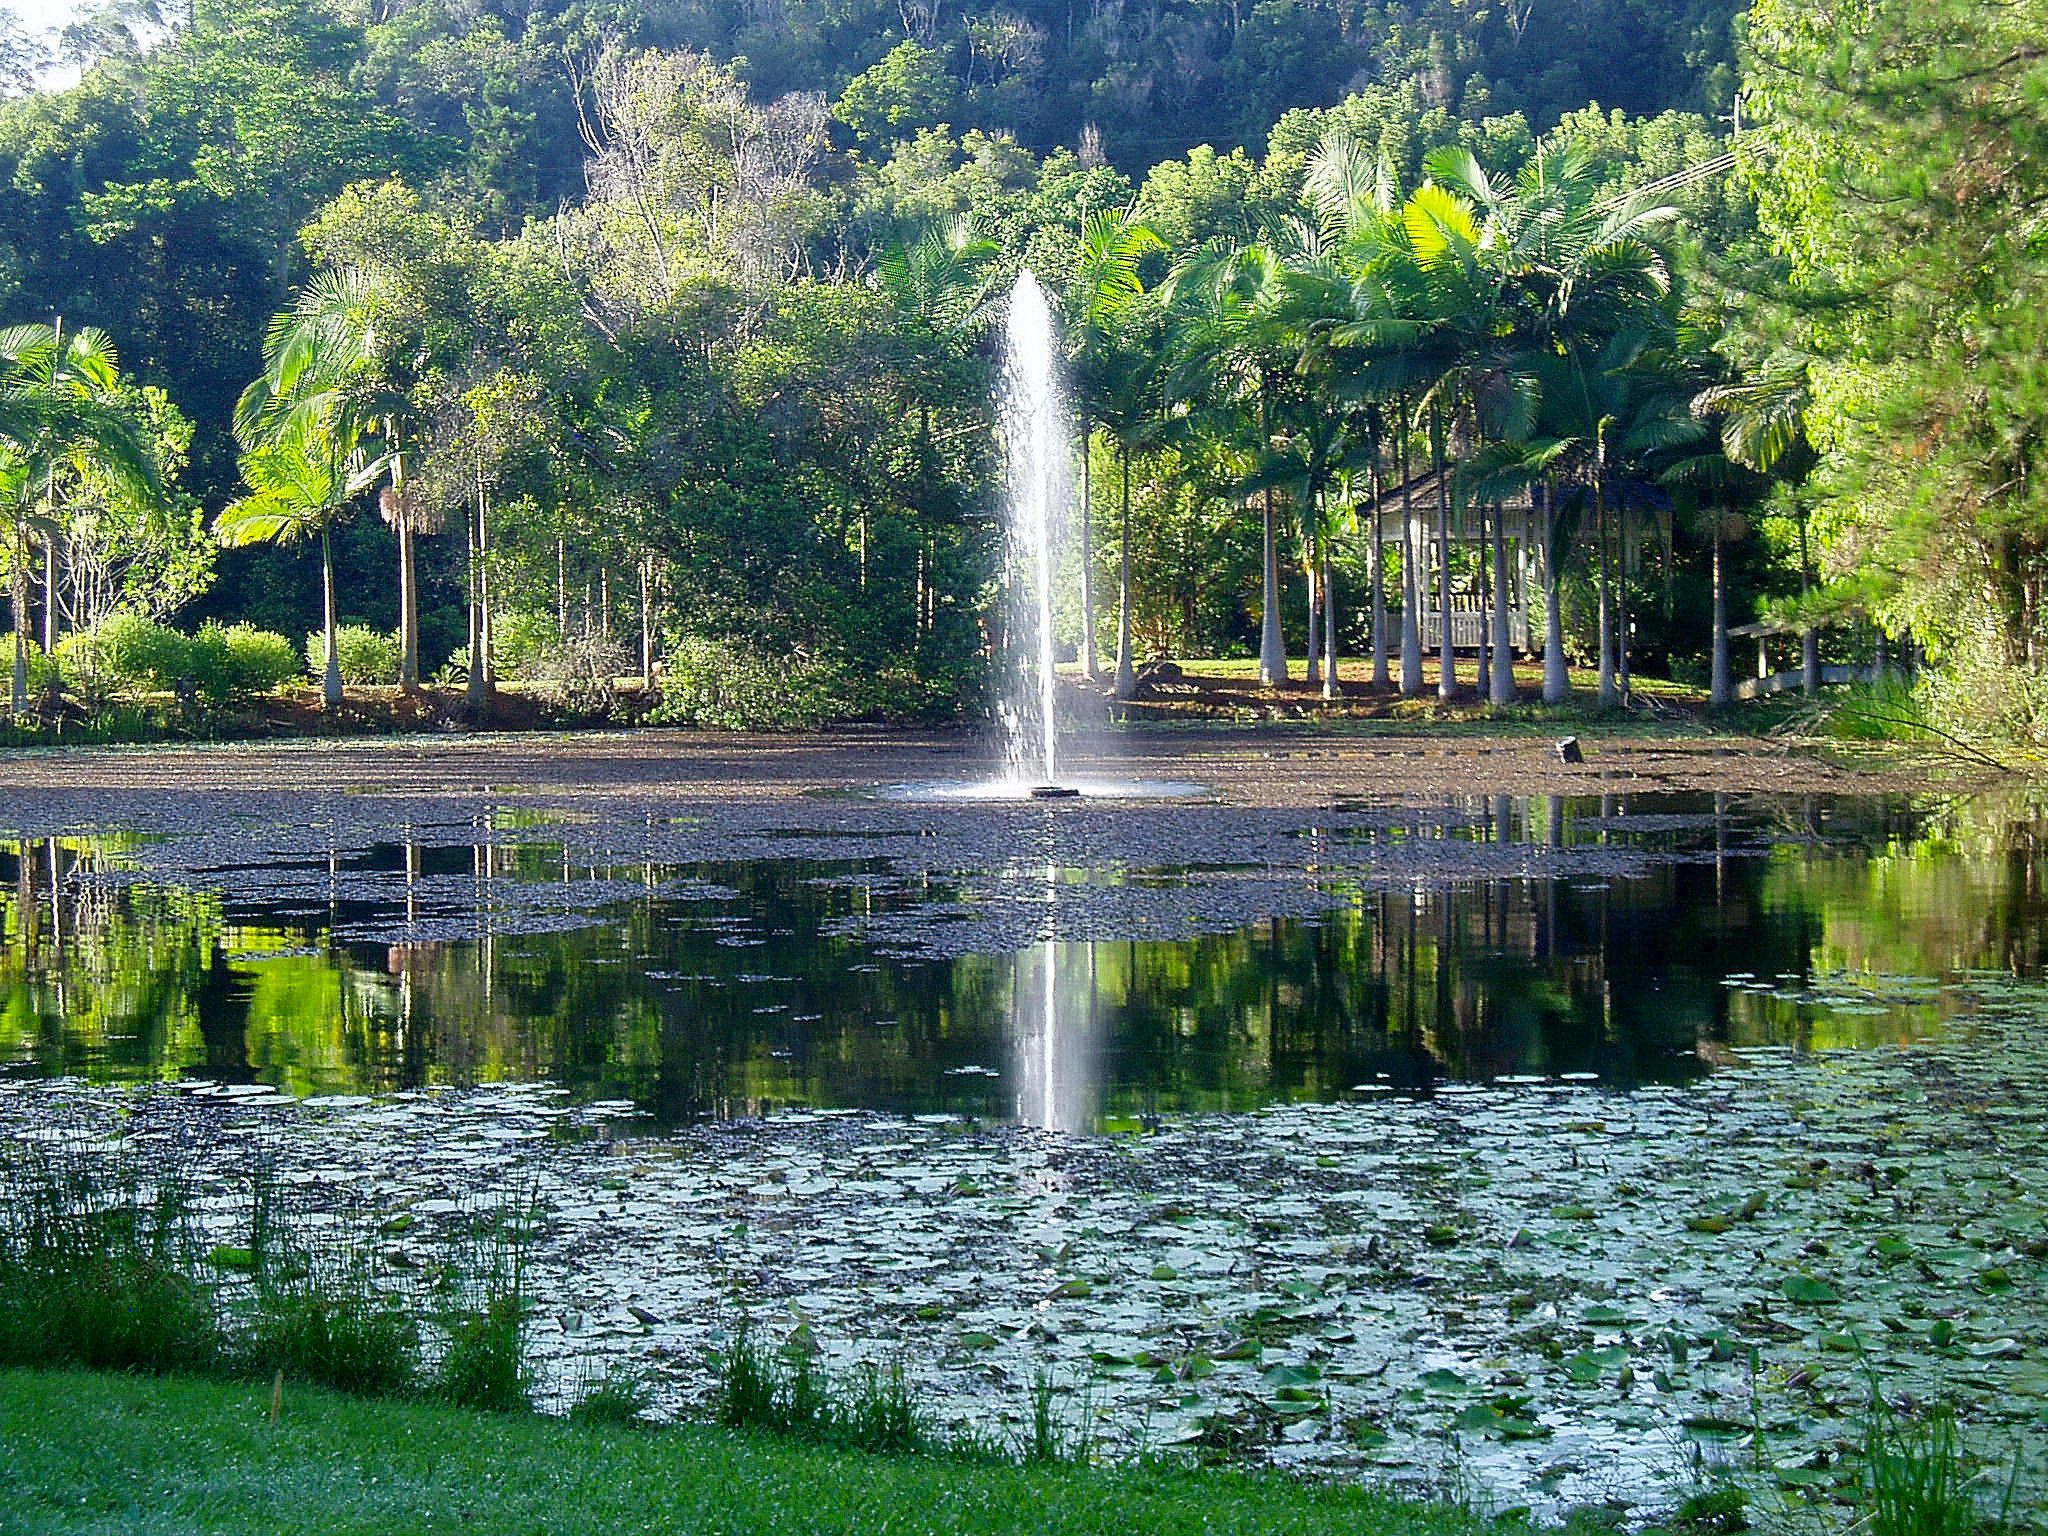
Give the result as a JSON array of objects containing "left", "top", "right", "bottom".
[{"left": 1008, "top": 939, "right": 1103, "bottom": 1132}]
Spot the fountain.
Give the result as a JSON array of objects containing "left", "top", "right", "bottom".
[
  {"left": 999, "top": 270, "right": 1079, "bottom": 799},
  {"left": 860, "top": 272, "right": 1203, "bottom": 804}
]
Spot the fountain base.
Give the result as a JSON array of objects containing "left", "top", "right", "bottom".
[{"left": 1029, "top": 784, "right": 1082, "bottom": 800}]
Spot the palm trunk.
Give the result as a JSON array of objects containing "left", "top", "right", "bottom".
[
  {"left": 1321, "top": 540, "right": 1338, "bottom": 701},
  {"left": 1113, "top": 448, "right": 1135, "bottom": 700},
  {"left": 1709, "top": 521, "right": 1731, "bottom": 707},
  {"left": 1616, "top": 499, "right": 1632, "bottom": 706},
  {"left": 321, "top": 524, "right": 343, "bottom": 709},
  {"left": 1490, "top": 500, "right": 1513, "bottom": 706},
  {"left": 1399, "top": 421, "right": 1421, "bottom": 695},
  {"left": 1080, "top": 413, "right": 1098, "bottom": 680},
  {"left": 1259, "top": 490, "right": 1286, "bottom": 686},
  {"left": 1475, "top": 500, "right": 1491, "bottom": 699},
  {"left": 10, "top": 522, "right": 29, "bottom": 717},
  {"left": 1304, "top": 512, "right": 1322, "bottom": 689},
  {"left": 467, "top": 470, "right": 491, "bottom": 717},
  {"left": 639, "top": 558, "right": 654, "bottom": 684},
  {"left": 1370, "top": 461, "right": 1389, "bottom": 690},
  {"left": 1433, "top": 401, "right": 1454, "bottom": 700},
  {"left": 1542, "top": 477, "right": 1568, "bottom": 704},
  {"left": 1596, "top": 439, "right": 1617, "bottom": 708},
  {"left": 41, "top": 532, "right": 58, "bottom": 656}
]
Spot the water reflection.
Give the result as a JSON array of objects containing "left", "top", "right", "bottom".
[{"left": 3, "top": 792, "right": 2044, "bottom": 1126}]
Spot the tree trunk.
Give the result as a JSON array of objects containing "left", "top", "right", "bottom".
[
  {"left": 1616, "top": 501, "right": 1632, "bottom": 706},
  {"left": 1709, "top": 522, "right": 1731, "bottom": 708},
  {"left": 10, "top": 522, "right": 28, "bottom": 717},
  {"left": 1259, "top": 489, "right": 1286, "bottom": 686},
  {"left": 1490, "top": 500, "right": 1513, "bottom": 706},
  {"left": 556, "top": 538, "right": 568, "bottom": 635},
  {"left": 1321, "top": 542, "right": 1338, "bottom": 701},
  {"left": 639, "top": 558, "right": 654, "bottom": 684},
  {"left": 321, "top": 525, "right": 343, "bottom": 709},
  {"left": 1113, "top": 448, "right": 1136, "bottom": 700},
  {"left": 41, "top": 532, "right": 58, "bottom": 656},
  {"left": 1433, "top": 402, "right": 1455, "bottom": 700},
  {"left": 1399, "top": 425, "right": 1421, "bottom": 695},
  {"left": 1370, "top": 462, "right": 1389, "bottom": 690},
  {"left": 1596, "top": 443, "right": 1617, "bottom": 708},
  {"left": 1541, "top": 478, "right": 1568, "bottom": 703},
  {"left": 1304, "top": 511, "right": 1322, "bottom": 690},
  {"left": 467, "top": 471, "right": 491, "bottom": 717},
  {"left": 396, "top": 518, "right": 419, "bottom": 692},
  {"left": 1802, "top": 627, "right": 1820, "bottom": 695},
  {"left": 1482, "top": 501, "right": 1499, "bottom": 700},
  {"left": 1080, "top": 414, "right": 1098, "bottom": 680}
]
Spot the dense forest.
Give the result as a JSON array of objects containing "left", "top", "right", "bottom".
[{"left": 0, "top": 0, "right": 2039, "bottom": 737}]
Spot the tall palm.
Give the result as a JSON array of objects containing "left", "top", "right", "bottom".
[
  {"left": 1071, "top": 208, "right": 1166, "bottom": 691},
  {"left": 878, "top": 216, "right": 999, "bottom": 605},
  {"left": 1166, "top": 237, "right": 1322, "bottom": 688},
  {"left": 215, "top": 409, "right": 385, "bottom": 708},
  {"left": 239, "top": 267, "right": 429, "bottom": 691},
  {"left": 1423, "top": 141, "right": 1679, "bottom": 704},
  {"left": 0, "top": 321, "right": 159, "bottom": 715}
]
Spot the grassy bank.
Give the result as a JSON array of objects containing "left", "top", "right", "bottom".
[{"left": 0, "top": 1367, "right": 1521, "bottom": 1536}]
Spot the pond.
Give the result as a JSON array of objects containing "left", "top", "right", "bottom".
[{"left": 1, "top": 786, "right": 2043, "bottom": 1519}]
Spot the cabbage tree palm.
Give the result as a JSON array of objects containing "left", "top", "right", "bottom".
[
  {"left": 0, "top": 321, "right": 159, "bottom": 716},
  {"left": 878, "top": 217, "right": 998, "bottom": 604},
  {"left": 239, "top": 267, "right": 429, "bottom": 691},
  {"left": 1166, "top": 238, "right": 1320, "bottom": 688},
  {"left": 1071, "top": 208, "right": 1165, "bottom": 689},
  {"left": 216, "top": 410, "right": 385, "bottom": 708}
]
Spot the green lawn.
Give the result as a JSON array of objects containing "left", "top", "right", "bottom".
[{"left": 0, "top": 1368, "right": 1544, "bottom": 1535}]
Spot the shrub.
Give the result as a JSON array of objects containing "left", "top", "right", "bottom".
[
  {"left": 56, "top": 617, "right": 298, "bottom": 704},
  {"left": 653, "top": 636, "right": 845, "bottom": 730},
  {"left": 77, "top": 612, "right": 188, "bottom": 694},
  {"left": 489, "top": 608, "right": 561, "bottom": 682},
  {"left": 535, "top": 630, "right": 630, "bottom": 716},
  {"left": 307, "top": 625, "right": 401, "bottom": 686},
  {"left": 215, "top": 623, "right": 302, "bottom": 696}
]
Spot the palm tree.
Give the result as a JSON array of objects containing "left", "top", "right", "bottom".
[
  {"left": 216, "top": 409, "right": 385, "bottom": 708},
  {"left": 1071, "top": 208, "right": 1165, "bottom": 693},
  {"left": 0, "top": 320, "right": 159, "bottom": 716},
  {"left": 1166, "top": 237, "right": 1324, "bottom": 689},
  {"left": 878, "top": 216, "right": 999, "bottom": 611},
  {"left": 238, "top": 267, "right": 430, "bottom": 691}
]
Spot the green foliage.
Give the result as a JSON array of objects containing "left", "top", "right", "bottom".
[
  {"left": 242, "top": 1262, "right": 421, "bottom": 1398},
  {"left": 432, "top": 1204, "right": 531, "bottom": 1413},
  {"left": 58, "top": 616, "right": 298, "bottom": 703},
  {"left": 654, "top": 636, "right": 844, "bottom": 731},
  {"left": 308, "top": 625, "right": 401, "bottom": 687}
]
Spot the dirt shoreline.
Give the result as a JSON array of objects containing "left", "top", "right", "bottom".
[{"left": 0, "top": 720, "right": 1959, "bottom": 804}]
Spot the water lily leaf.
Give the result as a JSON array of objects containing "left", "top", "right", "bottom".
[{"left": 1782, "top": 1275, "right": 1841, "bottom": 1305}]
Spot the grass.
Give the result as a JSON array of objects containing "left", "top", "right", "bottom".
[{"left": 0, "top": 1366, "right": 1575, "bottom": 1536}]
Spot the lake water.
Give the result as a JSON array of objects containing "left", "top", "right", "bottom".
[
  {"left": 1, "top": 786, "right": 2043, "bottom": 1519},
  {"left": 1, "top": 791, "right": 2030, "bottom": 1122}
]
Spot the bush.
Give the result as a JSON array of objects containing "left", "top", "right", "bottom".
[
  {"left": 535, "top": 630, "right": 630, "bottom": 716},
  {"left": 307, "top": 625, "right": 401, "bottom": 686},
  {"left": 55, "top": 616, "right": 299, "bottom": 705},
  {"left": 215, "top": 623, "right": 302, "bottom": 696},
  {"left": 74, "top": 612, "right": 188, "bottom": 694},
  {"left": 653, "top": 636, "right": 846, "bottom": 730},
  {"left": 489, "top": 608, "right": 561, "bottom": 682}
]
